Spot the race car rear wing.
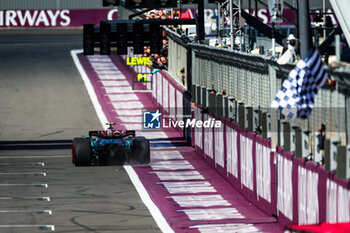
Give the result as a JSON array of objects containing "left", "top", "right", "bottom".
[{"left": 88, "top": 130, "right": 136, "bottom": 139}]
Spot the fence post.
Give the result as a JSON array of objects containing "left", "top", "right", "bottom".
[
  {"left": 336, "top": 145, "right": 350, "bottom": 179},
  {"left": 247, "top": 107, "right": 260, "bottom": 133},
  {"left": 216, "top": 94, "right": 223, "bottom": 117},
  {"left": 208, "top": 92, "right": 216, "bottom": 115},
  {"left": 191, "top": 84, "right": 196, "bottom": 103},
  {"left": 294, "top": 127, "right": 309, "bottom": 158},
  {"left": 262, "top": 111, "right": 271, "bottom": 139},
  {"left": 196, "top": 85, "right": 201, "bottom": 106},
  {"left": 237, "top": 102, "right": 245, "bottom": 129},
  {"left": 202, "top": 87, "right": 208, "bottom": 108},
  {"left": 268, "top": 65, "right": 277, "bottom": 103},
  {"left": 186, "top": 46, "right": 192, "bottom": 91},
  {"left": 325, "top": 139, "right": 338, "bottom": 171},
  {"left": 282, "top": 121, "right": 294, "bottom": 152},
  {"left": 183, "top": 90, "right": 192, "bottom": 144},
  {"left": 247, "top": 107, "right": 253, "bottom": 132},
  {"left": 228, "top": 97, "right": 235, "bottom": 120}
]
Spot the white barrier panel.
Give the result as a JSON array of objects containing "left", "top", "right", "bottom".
[
  {"left": 226, "top": 126, "right": 238, "bottom": 178},
  {"left": 169, "top": 84, "right": 176, "bottom": 120},
  {"left": 240, "top": 136, "right": 253, "bottom": 190},
  {"left": 327, "top": 179, "right": 350, "bottom": 222},
  {"left": 176, "top": 89, "right": 183, "bottom": 122},
  {"left": 157, "top": 73, "right": 162, "bottom": 105},
  {"left": 256, "top": 143, "right": 271, "bottom": 203},
  {"left": 163, "top": 79, "right": 169, "bottom": 113},
  {"left": 326, "top": 179, "right": 337, "bottom": 222},
  {"left": 337, "top": 185, "right": 350, "bottom": 222},
  {"left": 277, "top": 154, "right": 293, "bottom": 221},
  {"left": 195, "top": 107, "right": 203, "bottom": 149},
  {"left": 203, "top": 115, "right": 214, "bottom": 159},
  {"left": 214, "top": 123, "right": 224, "bottom": 168},
  {"left": 298, "top": 167, "right": 319, "bottom": 225},
  {"left": 152, "top": 72, "right": 157, "bottom": 99}
]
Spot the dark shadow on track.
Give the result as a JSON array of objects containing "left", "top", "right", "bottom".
[
  {"left": 149, "top": 137, "right": 190, "bottom": 147},
  {"left": 0, "top": 138, "right": 190, "bottom": 150},
  {"left": 0, "top": 140, "right": 72, "bottom": 150}
]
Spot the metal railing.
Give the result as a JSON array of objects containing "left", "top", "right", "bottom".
[{"left": 165, "top": 27, "right": 349, "bottom": 152}]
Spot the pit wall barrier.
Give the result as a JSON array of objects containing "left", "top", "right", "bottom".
[
  {"left": 121, "top": 49, "right": 190, "bottom": 136},
  {"left": 192, "top": 104, "right": 350, "bottom": 227}
]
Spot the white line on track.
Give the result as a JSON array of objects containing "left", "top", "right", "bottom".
[
  {"left": 0, "top": 162, "right": 44, "bottom": 166},
  {"left": 0, "top": 197, "right": 50, "bottom": 201},
  {"left": 0, "top": 155, "right": 69, "bottom": 159},
  {"left": 71, "top": 49, "right": 174, "bottom": 233},
  {"left": 0, "top": 210, "right": 52, "bottom": 215},
  {"left": 124, "top": 166, "right": 174, "bottom": 233},
  {"left": 70, "top": 50, "right": 108, "bottom": 129},
  {"left": 0, "top": 172, "right": 46, "bottom": 176},
  {"left": 0, "top": 225, "right": 55, "bottom": 231},
  {"left": 0, "top": 184, "right": 48, "bottom": 188}
]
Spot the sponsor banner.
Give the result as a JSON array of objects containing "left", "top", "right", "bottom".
[
  {"left": 167, "top": 8, "right": 337, "bottom": 29},
  {"left": 0, "top": 9, "right": 118, "bottom": 28}
]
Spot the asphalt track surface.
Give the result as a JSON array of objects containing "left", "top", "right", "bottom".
[{"left": 0, "top": 29, "right": 161, "bottom": 233}]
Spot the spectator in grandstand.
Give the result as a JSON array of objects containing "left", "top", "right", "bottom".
[
  {"left": 180, "top": 68, "right": 185, "bottom": 85},
  {"left": 157, "top": 10, "right": 164, "bottom": 17},
  {"left": 209, "top": 89, "right": 216, "bottom": 94},
  {"left": 160, "top": 56, "right": 168, "bottom": 67},
  {"left": 317, "top": 123, "right": 326, "bottom": 164},
  {"left": 160, "top": 46, "right": 168, "bottom": 57},
  {"left": 287, "top": 34, "right": 298, "bottom": 61},
  {"left": 143, "top": 9, "right": 170, "bottom": 72}
]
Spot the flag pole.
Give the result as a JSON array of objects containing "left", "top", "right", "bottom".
[{"left": 298, "top": 0, "right": 312, "bottom": 57}]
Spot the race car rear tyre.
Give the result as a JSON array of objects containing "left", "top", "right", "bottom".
[
  {"left": 72, "top": 141, "right": 76, "bottom": 164},
  {"left": 73, "top": 138, "right": 91, "bottom": 166},
  {"left": 130, "top": 137, "right": 150, "bottom": 164}
]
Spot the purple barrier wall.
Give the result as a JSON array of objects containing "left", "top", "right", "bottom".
[
  {"left": 0, "top": 9, "right": 118, "bottom": 28},
  {"left": 191, "top": 105, "right": 277, "bottom": 217},
  {"left": 120, "top": 50, "right": 350, "bottom": 228},
  {"left": 191, "top": 103, "right": 350, "bottom": 228}
]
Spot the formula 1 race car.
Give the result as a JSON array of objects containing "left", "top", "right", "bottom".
[{"left": 72, "top": 123, "right": 150, "bottom": 166}]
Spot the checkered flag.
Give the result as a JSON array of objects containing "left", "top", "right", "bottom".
[{"left": 271, "top": 48, "right": 328, "bottom": 120}]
